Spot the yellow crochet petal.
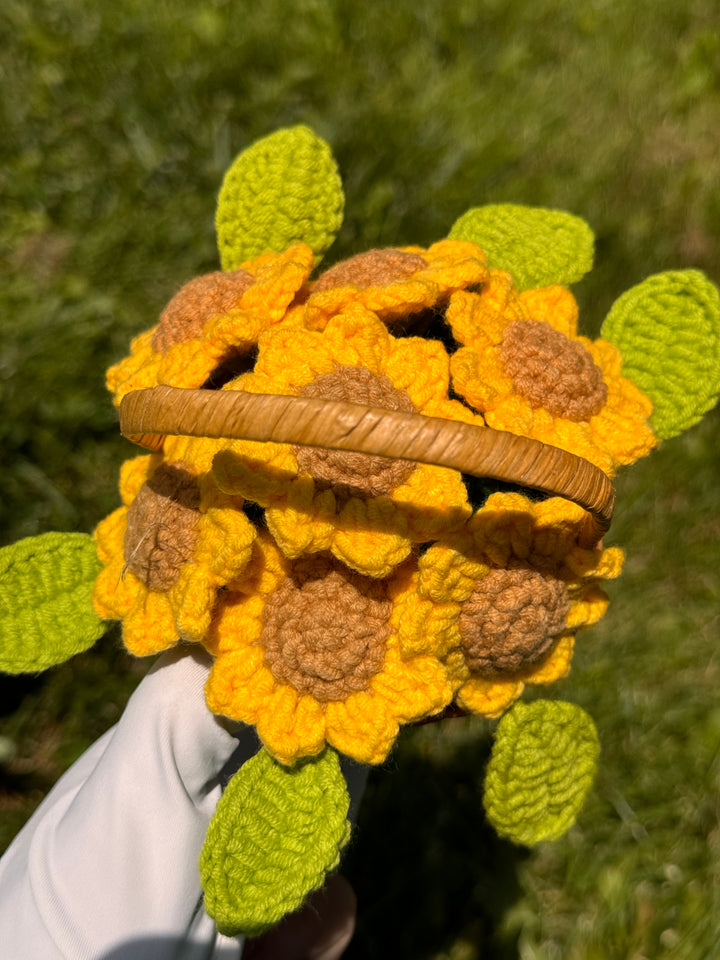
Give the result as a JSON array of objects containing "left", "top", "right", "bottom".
[
  {"left": 265, "top": 484, "right": 336, "bottom": 559},
  {"left": 170, "top": 565, "right": 217, "bottom": 642},
  {"left": 92, "top": 559, "right": 139, "bottom": 620},
  {"left": 325, "top": 693, "right": 398, "bottom": 765},
  {"left": 106, "top": 330, "right": 161, "bottom": 406},
  {"left": 322, "top": 305, "right": 394, "bottom": 373},
  {"left": 331, "top": 497, "right": 411, "bottom": 577},
  {"left": 93, "top": 506, "right": 128, "bottom": 566},
  {"left": 518, "top": 286, "right": 579, "bottom": 337},
  {"left": 211, "top": 594, "right": 267, "bottom": 656},
  {"left": 383, "top": 337, "right": 451, "bottom": 409},
  {"left": 158, "top": 329, "right": 242, "bottom": 391},
  {"left": 446, "top": 274, "right": 527, "bottom": 348},
  {"left": 450, "top": 344, "right": 513, "bottom": 412},
  {"left": 226, "top": 531, "right": 289, "bottom": 596},
  {"left": 252, "top": 324, "right": 338, "bottom": 387},
  {"left": 417, "top": 540, "right": 489, "bottom": 604},
  {"left": 566, "top": 587, "right": 609, "bottom": 630},
  {"left": 565, "top": 544, "right": 624, "bottom": 581},
  {"left": 236, "top": 243, "right": 314, "bottom": 321},
  {"left": 393, "top": 589, "right": 460, "bottom": 658},
  {"left": 467, "top": 493, "right": 538, "bottom": 568},
  {"left": 304, "top": 278, "right": 437, "bottom": 332},
  {"left": 414, "top": 239, "right": 489, "bottom": 290},
  {"left": 212, "top": 444, "right": 298, "bottom": 503},
  {"left": 524, "top": 635, "right": 575, "bottom": 684},
  {"left": 119, "top": 455, "right": 161, "bottom": 505},
  {"left": 195, "top": 502, "right": 256, "bottom": 583},
  {"left": 397, "top": 465, "right": 472, "bottom": 544},
  {"left": 589, "top": 394, "right": 657, "bottom": 468},
  {"left": 205, "top": 646, "right": 275, "bottom": 720},
  {"left": 206, "top": 537, "right": 287, "bottom": 652},
  {"left": 254, "top": 684, "right": 327, "bottom": 765},
  {"left": 456, "top": 676, "right": 524, "bottom": 717},
  {"left": 168, "top": 502, "right": 257, "bottom": 644},
  {"left": 201, "top": 308, "right": 267, "bottom": 357},
  {"left": 122, "top": 590, "right": 179, "bottom": 657},
  {"left": 528, "top": 494, "right": 587, "bottom": 529},
  {"left": 162, "top": 435, "right": 224, "bottom": 475},
  {"left": 370, "top": 646, "right": 453, "bottom": 721},
  {"left": 443, "top": 648, "right": 470, "bottom": 692}
]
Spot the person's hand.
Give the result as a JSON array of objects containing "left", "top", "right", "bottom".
[
  {"left": 243, "top": 874, "right": 356, "bottom": 960},
  {"left": 0, "top": 646, "right": 365, "bottom": 960}
]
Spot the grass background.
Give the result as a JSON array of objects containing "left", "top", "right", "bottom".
[{"left": 1, "top": 0, "right": 719, "bottom": 956}]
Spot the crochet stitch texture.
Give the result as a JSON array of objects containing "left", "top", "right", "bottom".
[
  {"left": 3, "top": 124, "right": 720, "bottom": 937},
  {"left": 94, "top": 226, "right": 650, "bottom": 765}
]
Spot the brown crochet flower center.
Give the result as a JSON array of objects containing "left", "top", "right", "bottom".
[
  {"left": 124, "top": 462, "right": 201, "bottom": 592},
  {"left": 499, "top": 319, "right": 608, "bottom": 421},
  {"left": 260, "top": 563, "right": 391, "bottom": 701},
  {"left": 312, "top": 249, "right": 427, "bottom": 293},
  {"left": 152, "top": 268, "right": 256, "bottom": 353},
  {"left": 295, "top": 365, "right": 416, "bottom": 497},
  {"left": 458, "top": 566, "right": 571, "bottom": 677}
]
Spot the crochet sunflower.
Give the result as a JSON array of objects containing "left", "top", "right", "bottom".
[
  {"left": 447, "top": 273, "right": 656, "bottom": 475},
  {"left": 204, "top": 533, "right": 453, "bottom": 766},
  {"left": 211, "top": 305, "right": 480, "bottom": 577},
  {"left": 2, "top": 125, "right": 719, "bottom": 938}
]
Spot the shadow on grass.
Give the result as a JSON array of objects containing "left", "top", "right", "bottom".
[{"left": 344, "top": 723, "right": 528, "bottom": 959}]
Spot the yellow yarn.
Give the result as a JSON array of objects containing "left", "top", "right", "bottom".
[
  {"left": 92, "top": 457, "right": 256, "bottom": 653},
  {"left": 106, "top": 244, "right": 314, "bottom": 407},
  {"left": 96, "top": 233, "right": 655, "bottom": 766},
  {"left": 303, "top": 239, "right": 488, "bottom": 331},
  {"left": 204, "top": 534, "right": 454, "bottom": 765},
  {"left": 517, "top": 285, "right": 578, "bottom": 337},
  {"left": 212, "top": 304, "right": 478, "bottom": 577},
  {"left": 399, "top": 492, "right": 624, "bottom": 717},
  {"left": 447, "top": 275, "right": 657, "bottom": 476}
]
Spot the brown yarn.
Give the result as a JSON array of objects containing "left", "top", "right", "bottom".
[
  {"left": 260, "top": 560, "right": 391, "bottom": 701},
  {"left": 499, "top": 319, "right": 608, "bottom": 421},
  {"left": 458, "top": 565, "right": 571, "bottom": 677},
  {"left": 312, "top": 249, "right": 427, "bottom": 293},
  {"left": 151, "top": 269, "right": 256, "bottom": 353},
  {"left": 295, "top": 365, "right": 416, "bottom": 497},
  {"left": 123, "top": 462, "right": 201, "bottom": 591}
]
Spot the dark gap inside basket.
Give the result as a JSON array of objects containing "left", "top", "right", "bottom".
[
  {"left": 201, "top": 347, "right": 258, "bottom": 390},
  {"left": 461, "top": 474, "right": 550, "bottom": 511},
  {"left": 392, "top": 301, "right": 457, "bottom": 354},
  {"left": 242, "top": 499, "right": 266, "bottom": 529}
]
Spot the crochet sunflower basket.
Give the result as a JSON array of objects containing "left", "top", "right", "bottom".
[{"left": 2, "top": 125, "right": 720, "bottom": 937}]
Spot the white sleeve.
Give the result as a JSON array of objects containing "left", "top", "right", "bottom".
[{"left": 0, "top": 646, "right": 258, "bottom": 960}]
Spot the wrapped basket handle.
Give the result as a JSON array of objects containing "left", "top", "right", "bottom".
[{"left": 120, "top": 385, "right": 615, "bottom": 546}]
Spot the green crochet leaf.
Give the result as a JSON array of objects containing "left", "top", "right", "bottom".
[
  {"left": 483, "top": 700, "right": 599, "bottom": 846},
  {"left": 200, "top": 746, "right": 351, "bottom": 938},
  {"left": 601, "top": 270, "right": 720, "bottom": 440},
  {"left": 448, "top": 204, "right": 594, "bottom": 291},
  {"left": 0, "top": 532, "right": 105, "bottom": 673},
  {"left": 216, "top": 125, "right": 344, "bottom": 270}
]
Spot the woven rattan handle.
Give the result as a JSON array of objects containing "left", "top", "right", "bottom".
[{"left": 120, "top": 385, "right": 614, "bottom": 545}]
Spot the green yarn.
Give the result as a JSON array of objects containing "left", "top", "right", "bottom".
[
  {"left": 216, "top": 125, "right": 344, "bottom": 270},
  {"left": 0, "top": 532, "right": 105, "bottom": 673},
  {"left": 601, "top": 270, "right": 720, "bottom": 440},
  {"left": 200, "top": 746, "right": 351, "bottom": 937},
  {"left": 448, "top": 203, "right": 594, "bottom": 291},
  {"left": 483, "top": 700, "right": 599, "bottom": 846}
]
